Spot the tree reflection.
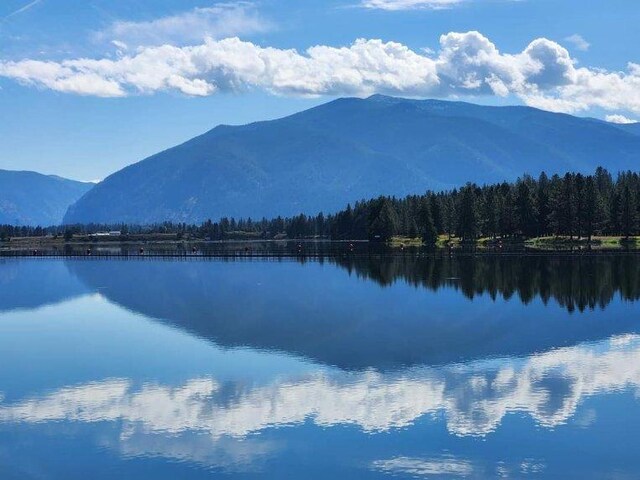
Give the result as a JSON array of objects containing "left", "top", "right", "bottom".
[{"left": 329, "top": 255, "right": 640, "bottom": 313}]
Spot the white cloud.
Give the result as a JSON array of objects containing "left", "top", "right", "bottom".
[
  {"left": 606, "top": 114, "right": 638, "bottom": 124},
  {"left": 0, "top": 59, "right": 125, "bottom": 97},
  {"left": 564, "top": 34, "right": 590, "bottom": 52},
  {"left": 1, "top": 30, "right": 639, "bottom": 118},
  {"left": 96, "top": 2, "right": 271, "bottom": 46},
  {"left": 0, "top": 37, "right": 440, "bottom": 98},
  {"left": 361, "top": 0, "right": 464, "bottom": 10},
  {"left": 111, "top": 40, "right": 128, "bottom": 52}
]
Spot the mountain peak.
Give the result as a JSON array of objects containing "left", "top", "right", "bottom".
[
  {"left": 63, "top": 97, "right": 640, "bottom": 225},
  {"left": 366, "top": 93, "right": 397, "bottom": 102}
]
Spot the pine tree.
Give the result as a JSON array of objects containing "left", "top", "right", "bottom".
[
  {"left": 429, "top": 194, "right": 444, "bottom": 234},
  {"left": 481, "top": 188, "right": 499, "bottom": 239},
  {"left": 419, "top": 198, "right": 438, "bottom": 247},
  {"left": 583, "top": 176, "right": 606, "bottom": 243},
  {"left": 368, "top": 197, "right": 399, "bottom": 241},
  {"left": 442, "top": 193, "right": 457, "bottom": 240},
  {"left": 536, "top": 172, "right": 551, "bottom": 236},
  {"left": 574, "top": 173, "right": 586, "bottom": 238},
  {"left": 498, "top": 185, "right": 516, "bottom": 237},
  {"left": 457, "top": 184, "right": 479, "bottom": 241},
  {"left": 620, "top": 185, "right": 639, "bottom": 240},
  {"left": 549, "top": 173, "right": 576, "bottom": 238},
  {"left": 515, "top": 179, "right": 538, "bottom": 237}
]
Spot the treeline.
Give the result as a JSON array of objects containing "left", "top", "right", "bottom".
[
  {"left": 2, "top": 167, "right": 640, "bottom": 244},
  {"left": 323, "top": 167, "right": 640, "bottom": 244}
]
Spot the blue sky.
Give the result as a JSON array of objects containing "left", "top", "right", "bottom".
[{"left": 0, "top": 0, "right": 639, "bottom": 181}]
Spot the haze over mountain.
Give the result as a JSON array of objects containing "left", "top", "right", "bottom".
[
  {"left": 0, "top": 170, "right": 93, "bottom": 226},
  {"left": 64, "top": 95, "right": 640, "bottom": 225}
]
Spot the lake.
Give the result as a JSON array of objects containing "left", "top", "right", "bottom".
[{"left": 1, "top": 255, "right": 639, "bottom": 479}]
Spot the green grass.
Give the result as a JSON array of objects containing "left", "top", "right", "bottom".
[
  {"left": 389, "top": 236, "right": 424, "bottom": 247},
  {"left": 526, "top": 235, "right": 640, "bottom": 250},
  {"left": 389, "top": 234, "right": 640, "bottom": 250},
  {"left": 389, "top": 235, "right": 461, "bottom": 248}
]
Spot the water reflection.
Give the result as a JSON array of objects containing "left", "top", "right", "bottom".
[
  {"left": 371, "top": 455, "right": 548, "bottom": 479},
  {"left": 330, "top": 254, "right": 640, "bottom": 312},
  {"left": 2, "top": 334, "right": 639, "bottom": 440},
  {"left": 1, "top": 257, "right": 640, "bottom": 478},
  {"left": 65, "top": 256, "right": 640, "bottom": 369},
  {"left": 372, "top": 456, "right": 475, "bottom": 478},
  {"left": 0, "top": 258, "right": 89, "bottom": 312}
]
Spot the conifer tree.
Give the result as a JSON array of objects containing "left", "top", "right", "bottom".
[
  {"left": 583, "top": 176, "right": 606, "bottom": 243},
  {"left": 457, "top": 184, "right": 479, "bottom": 241},
  {"left": 515, "top": 179, "right": 538, "bottom": 237},
  {"left": 536, "top": 172, "right": 551, "bottom": 236},
  {"left": 368, "top": 197, "right": 399, "bottom": 241},
  {"left": 620, "top": 184, "right": 639, "bottom": 240},
  {"left": 419, "top": 198, "right": 438, "bottom": 247}
]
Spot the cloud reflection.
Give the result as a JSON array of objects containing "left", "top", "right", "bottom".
[
  {"left": 372, "top": 455, "right": 474, "bottom": 477},
  {"left": 1, "top": 335, "right": 639, "bottom": 443}
]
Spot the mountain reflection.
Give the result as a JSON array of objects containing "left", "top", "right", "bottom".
[
  {"left": 0, "top": 259, "right": 89, "bottom": 312},
  {"left": 64, "top": 256, "right": 640, "bottom": 370},
  {"left": 1, "top": 334, "right": 639, "bottom": 444}
]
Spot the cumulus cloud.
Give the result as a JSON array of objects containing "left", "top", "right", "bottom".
[
  {"left": 564, "top": 34, "right": 590, "bottom": 52},
  {"left": 96, "top": 2, "right": 272, "bottom": 47},
  {"left": 0, "top": 37, "right": 440, "bottom": 98},
  {"left": 606, "top": 114, "right": 638, "bottom": 124},
  {"left": 361, "top": 0, "right": 464, "bottom": 10},
  {"left": 0, "top": 30, "right": 639, "bottom": 117}
]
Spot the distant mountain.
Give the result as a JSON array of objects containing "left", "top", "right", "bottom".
[
  {"left": 64, "top": 96, "right": 640, "bottom": 224},
  {"left": 0, "top": 170, "right": 93, "bottom": 226}
]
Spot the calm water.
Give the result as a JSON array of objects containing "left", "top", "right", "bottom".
[{"left": 1, "top": 255, "right": 640, "bottom": 479}]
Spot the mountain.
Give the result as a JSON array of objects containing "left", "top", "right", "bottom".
[
  {"left": 64, "top": 96, "right": 640, "bottom": 224},
  {"left": 614, "top": 122, "right": 640, "bottom": 136},
  {"left": 0, "top": 170, "right": 93, "bottom": 226}
]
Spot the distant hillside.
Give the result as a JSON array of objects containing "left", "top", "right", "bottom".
[
  {"left": 0, "top": 170, "right": 93, "bottom": 226},
  {"left": 64, "top": 96, "right": 640, "bottom": 225}
]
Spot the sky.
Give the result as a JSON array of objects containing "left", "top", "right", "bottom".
[{"left": 0, "top": 0, "right": 639, "bottom": 181}]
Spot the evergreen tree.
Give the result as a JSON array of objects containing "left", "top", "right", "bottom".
[
  {"left": 498, "top": 185, "right": 516, "bottom": 237},
  {"left": 536, "top": 172, "right": 551, "bottom": 235},
  {"left": 419, "top": 198, "right": 438, "bottom": 247},
  {"left": 368, "top": 197, "right": 399, "bottom": 241},
  {"left": 574, "top": 173, "right": 586, "bottom": 238},
  {"left": 429, "top": 194, "right": 444, "bottom": 234},
  {"left": 549, "top": 174, "right": 576, "bottom": 238},
  {"left": 442, "top": 193, "right": 457, "bottom": 240},
  {"left": 620, "top": 185, "right": 639, "bottom": 240},
  {"left": 481, "top": 188, "right": 499, "bottom": 239},
  {"left": 583, "top": 176, "right": 606, "bottom": 242},
  {"left": 515, "top": 179, "right": 538, "bottom": 237},
  {"left": 457, "top": 184, "right": 479, "bottom": 241}
]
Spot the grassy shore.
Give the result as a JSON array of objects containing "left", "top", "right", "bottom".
[
  {"left": 390, "top": 235, "right": 640, "bottom": 250},
  {"left": 2, "top": 234, "right": 640, "bottom": 252}
]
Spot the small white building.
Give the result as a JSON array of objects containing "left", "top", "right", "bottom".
[{"left": 90, "top": 231, "right": 121, "bottom": 237}]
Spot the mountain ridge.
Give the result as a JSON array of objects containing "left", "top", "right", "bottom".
[
  {"left": 63, "top": 95, "right": 640, "bottom": 225},
  {"left": 0, "top": 169, "right": 93, "bottom": 226}
]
